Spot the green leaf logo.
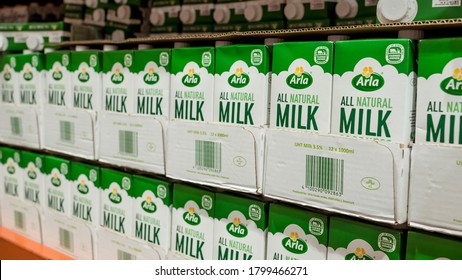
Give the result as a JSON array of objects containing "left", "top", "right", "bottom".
[
  {"left": 345, "top": 248, "right": 373, "bottom": 260},
  {"left": 352, "top": 66, "right": 384, "bottom": 92},
  {"left": 27, "top": 167, "right": 37, "bottom": 180},
  {"left": 23, "top": 68, "right": 33, "bottom": 81},
  {"left": 143, "top": 67, "right": 160, "bottom": 85},
  {"left": 78, "top": 68, "right": 90, "bottom": 83},
  {"left": 6, "top": 163, "right": 15, "bottom": 174},
  {"left": 109, "top": 188, "right": 122, "bottom": 204},
  {"left": 182, "top": 68, "right": 200, "bottom": 87},
  {"left": 440, "top": 68, "right": 462, "bottom": 96},
  {"left": 111, "top": 68, "right": 124, "bottom": 84},
  {"left": 183, "top": 207, "right": 201, "bottom": 226},
  {"left": 226, "top": 218, "right": 248, "bottom": 238},
  {"left": 51, "top": 173, "right": 61, "bottom": 187},
  {"left": 141, "top": 196, "right": 157, "bottom": 213},
  {"left": 286, "top": 67, "right": 313, "bottom": 89},
  {"left": 52, "top": 66, "right": 63, "bottom": 81},
  {"left": 3, "top": 69, "right": 11, "bottom": 81},
  {"left": 228, "top": 68, "right": 250, "bottom": 88},
  {"left": 282, "top": 232, "right": 308, "bottom": 254},
  {"left": 77, "top": 180, "right": 89, "bottom": 195}
]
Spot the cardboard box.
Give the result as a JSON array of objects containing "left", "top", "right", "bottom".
[
  {"left": 170, "top": 184, "right": 215, "bottom": 260},
  {"left": 0, "top": 148, "right": 23, "bottom": 200},
  {"left": 406, "top": 231, "right": 462, "bottom": 260},
  {"left": 21, "top": 151, "right": 45, "bottom": 208},
  {"left": 377, "top": 0, "right": 462, "bottom": 23},
  {"left": 266, "top": 203, "right": 328, "bottom": 260},
  {"left": 327, "top": 216, "right": 405, "bottom": 260},
  {"left": 213, "top": 192, "right": 267, "bottom": 260},
  {"left": 45, "top": 51, "right": 72, "bottom": 109},
  {"left": 44, "top": 156, "right": 71, "bottom": 216}
]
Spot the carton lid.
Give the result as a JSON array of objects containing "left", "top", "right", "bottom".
[
  {"left": 150, "top": 9, "right": 165, "bottom": 26},
  {"left": 26, "top": 35, "right": 45, "bottom": 51},
  {"left": 179, "top": 8, "right": 196, "bottom": 25},
  {"left": 377, "top": 0, "right": 417, "bottom": 24},
  {"left": 213, "top": 7, "right": 231, "bottom": 24},
  {"left": 284, "top": 2, "right": 304, "bottom": 21},
  {"left": 244, "top": 4, "right": 263, "bottom": 22}
]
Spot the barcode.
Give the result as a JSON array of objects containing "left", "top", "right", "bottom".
[
  {"left": 10, "top": 117, "right": 22, "bottom": 136},
  {"left": 305, "top": 155, "right": 344, "bottom": 196},
  {"left": 59, "top": 228, "right": 74, "bottom": 252},
  {"left": 14, "top": 211, "right": 25, "bottom": 230},
  {"left": 195, "top": 140, "right": 222, "bottom": 172},
  {"left": 117, "top": 250, "right": 136, "bottom": 260},
  {"left": 119, "top": 130, "right": 138, "bottom": 157},
  {"left": 60, "top": 121, "right": 75, "bottom": 143}
]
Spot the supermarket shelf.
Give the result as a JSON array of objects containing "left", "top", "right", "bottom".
[
  {"left": 53, "top": 19, "right": 462, "bottom": 47},
  {"left": 0, "top": 227, "right": 73, "bottom": 260}
]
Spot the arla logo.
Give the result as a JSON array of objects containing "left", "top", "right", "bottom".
[
  {"left": 141, "top": 196, "right": 157, "bottom": 213},
  {"left": 228, "top": 67, "right": 250, "bottom": 88},
  {"left": 286, "top": 66, "right": 313, "bottom": 89},
  {"left": 109, "top": 188, "right": 122, "bottom": 204},
  {"left": 78, "top": 68, "right": 90, "bottom": 83},
  {"left": 51, "top": 173, "right": 61, "bottom": 187},
  {"left": 440, "top": 68, "right": 462, "bottom": 96},
  {"left": 52, "top": 66, "right": 63, "bottom": 81},
  {"left": 183, "top": 207, "right": 201, "bottom": 226},
  {"left": 111, "top": 68, "right": 124, "bottom": 84},
  {"left": 282, "top": 232, "right": 308, "bottom": 254},
  {"left": 77, "top": 179, "right": 89, "bottom": 195},
  {"left": 6, "top": 162, "right": 15, "bottom": 174},
  {"left": 3, "top": 68, "right": 11, "bottom": 81},
  {"left": 352, "top": 66, "right": 384, "bottom": 92},
  {"left": 143, "top": 68, "right": 159, "bottom": 85},
  {"left": 345, "top": 247, "right": 373, "bottom": 260},
  {"left": 182, "top": 68, "right": 200, "bottom": 87},
  {"left": 23, "top": 68, "right": 33, "bottom": 81},
  {"left": 27, "top": 166, "right": 37, "bottom": 180},
  {"left": 226, "top": 217, "right": 248, "bottom": 238}
]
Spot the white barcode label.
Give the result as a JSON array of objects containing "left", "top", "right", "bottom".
[
  {"left": 117, "top": 250, "right": 136, "bottom": 260},
  {"left": 305, "top": 155, "right": 344, "bottom": 196},
  {"left": 195, "top": 140, "right": 222, "bottom": 172},
  {"left": 119, "top": 130, "right": 139, "bottom": 157},
  {"left": 59, "top": 228, "right": 74, "bottom": 252},
  {"left": 14, "top": 211, "right": 25, "bottom": 230},
  {"left": 60, "top": 121, "right": 75, "bottom": 143},
  {"left": 10, "top": 117, "right": 22, "bottom": 136},
  {"left": 432, "top": 0, "right": 460, "bottom": 7}
]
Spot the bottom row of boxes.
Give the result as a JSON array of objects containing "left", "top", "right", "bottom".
[{"left": 1, "top": 146, "right": 461, "bottom": 260}]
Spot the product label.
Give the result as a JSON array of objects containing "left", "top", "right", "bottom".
[
  {"left": 1, "top": 56, "right": 18, "bottom": 105},
  {"left": 45, "top": 159, "right": 70, "bottom": 215},
  {"left": 46, "top": 52, "right": 71, "bottom": 108},
  {"left": 71, "top": 52, "right": 101, "bottom": 112},
  {"left": 433, "top": 0, "right": 461, "bottom": 7},
  {"left": 17, "top": 55, "right": 44, "bottom": 108},
  {"left": 22, "top": 153, "right": 44, "bottom": 207},
  {"left": 2, "top": 152, "right": 22, "bottom": 199},
  {"left": 71, "top": 163, "right": 100, "bottom": 226}
]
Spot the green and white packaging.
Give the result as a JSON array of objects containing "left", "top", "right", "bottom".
[
  {"left": 334, "top": 0, "right": 377, "bottom": 23},
  {"left": 406, "top": 231, "right": 462, "bottom": 260},
  {"left": 84, "top": 7, "right": 106, "bottom": 27},
  {"left": 132, "top": 176, "right": 172, "bottom": 256},
  {"left": 0, "top": 148, "right": 23, "bottom": 200},
  {"left": 244, "top": 0, "right": 285, "bottom": 23},
  {"left": 64, "top": 0, "right": 85, "bottom": 24},
  {"left": 44, "top": 156, "right": 71, "bottom": 215},
  {"left": 134, "top": 49, "right": 171, "bottom": 119},
  {"left": 101, "top": 168, "right": 133, "bottom": 236},
  {"left": 1, "top": 55, "right": 19, "bottom": 105},
  {"left": 213, "top": 2, "right": 247, "bottom": 24},
  {"left": 213, "top": 193, "right": 267, "bottom": 260},
  {"left": 266, "top": 203, "right": 328, "bottom": 260},
  {"left": 270, "top": 41, "right": 333, "bottom": 133},
  {"left": 16, "top": 53, "right": 45, "bottom": 109},
  {"left": 377, "top": 0, "right": 462, "bottom": 24},
  {"left": 243, "top": 21, "right": 285, "bottom": 31},
  {"left": 331, "top": 39, "right": 416, "bottom": 144},
  {"left": 71, "top": 162, "right": 100, "bottom": 226},
  {"left": 214, "top": 45, "right": 271, "bottom": 126},
  {"left": 71, "top": 51, "right": 102, "bottom": 113},
  {"left": 171, "top": 184, "right": 215, "bottom": 260},
  {"left": 286, "top": 18, "right": 331, "bottom": 29},
  {"left": 150, "top": 5, "right": 181, "bottom": 27},
  {"left": 284, "top": 0, "right": 335, "bottom": 21},
  {"left": 179, "top": 4, "right": 215, "bottom": 26},
  {"left": 106, "top": 4, "right": 142, "bottom": 25},
  {"left": 21, "top": 151, "right": 45, "bottom": 208},
  {"left": 46, "top": 51, "right": 72, "bottom": 108},
  {"left": 416, "top": 38, "right": 462, "bottom": 146},
  {"left": 327, "top": 216, "right": 404, "bottom": 260},
  {"left": 170, "top": 47, "right": 215, "bottom": 122}
]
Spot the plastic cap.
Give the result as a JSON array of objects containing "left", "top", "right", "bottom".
[
  {"left": 26, "top": 35, "right": 44, "bottom": 51},
  {"left": 138, "top": 44, "right": 153, "bottom": 50},
  {"left": 377, "top": 0, "right": 418, "bottom": 23},
  {"left": 117, "top": 5, "right": 131, "bottom": 19},
  {"left": 174, "top": 42, "right": 191, "bottom": 48},
  {"left": 264, "top": 38, "right": 284, "bottom": 46},
  {"left": 179, "top": 8, "right": 196, "bottom": 25},
  {"left": 214, "top": 7, "right": 231, "bottom": 24},
  {"left": 0, "top": 35, "right": 8, "bottom": 51},
  {"left": 85, "top": 0, "right": 99, "bottom": 9},
  {"left": 284, "top": 3, "right": 304, "bottom": 20},
  {"left": 92, "top": 9, "right": 105, "bottom": 22},
  {"left": 150, "top": 10, "right": 165, "bottom": 26},
  {"left": 398, "top": 29, "right": 424, "bottom": 40},
  {"left": 215, "top": 41, "right": 232, "bottom": 47},
  {"left": 103, "top": 44, "right": 118, "bottom": 51},
  {"left": 244, "top": 5, "right": 263, "bottom": 22},
  {"left": 76, "top": 45, "right": 90, "bottom": 51},
  {"left": 327, "top": 35, "right": 351, "bottom": 42},
  {"left": 336, "top": 0, "right": 359, "bottom": 19},
  {"left": 44, "top": 48, "right": 56, "bottom": 54}
]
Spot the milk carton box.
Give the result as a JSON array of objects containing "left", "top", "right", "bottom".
[
  {"left": 16, "top": 53, "right": 45, "bottom": 109},
  {"left": 266, "top": 203, "right": 328, "bottom": 260},
  {"left": 70, "top": 161, "right": 100, "bottom": 226},
  {"left": 44, "top": 156, "right": 71, "bottom": 216},
  {"left": 21, "top": 151, "right": 45, "bottom": 208},
  {"left": 102, "top": 50, "right": 135, "bottom": 115},
  {"left": 132, "top": 175, "right": 172, "bottom": 256},
  {"left": 0, "top": 148, "right": 23, "bottom": 200},
  {"left": 334, "top": 0, "right": 377, "bottom": 26},
  {"left": 170, "top": 47, "right": 215, "bottom": 122},
  {"left": 171, "top": 184, "right": 215, "bottom": 260},
  {"left": 271, "top": 41, "right": 333, "bottom": 133},
  {"left": 213, "top": 193, "right": 267, "bottom": 260},
  {"left": 45, "top": 51, "right": 72, "bottom": 108},
  {"left": 214, "top": 45, "right": 271, "bottom": 126},
  {"left": 1, "top": 55, "right": 19, "bottom": 106},
  {"left": 406, "top": 231, "right": 462, "bottom": 260},
  {"left": 416, "top": 38, "right": 462, "bottom": 146},
  {"left": 134, "top": 48, "right": 171, "bottom": 120},
  {"left": 101, "top": 168, "right": 133, "bottom": 236},
  {"left": 331, "top": 39, "right": 416, "bottom": 144},
  {"left": 327, "top": 216, "right": 404, "bottom": 260}
]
